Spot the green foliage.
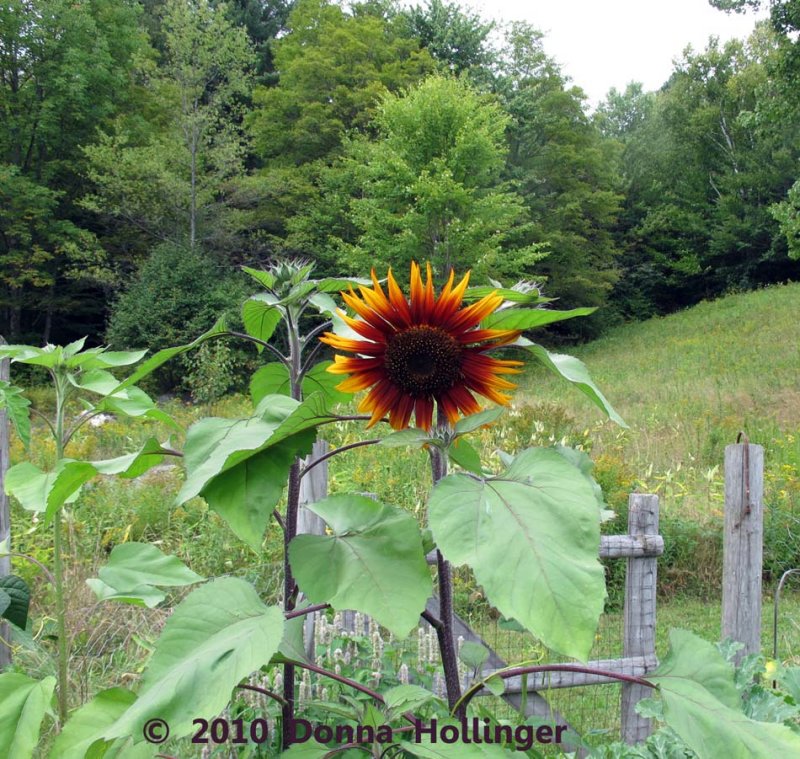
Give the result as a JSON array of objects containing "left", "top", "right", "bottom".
[
  {"left": 295, "top": 74, "right": 543, "bottom": 281},
  {"left": 49, "top": 687, "right": 150, "bottom": 759},
  {"left": 184, "top": 339, "right": 240, "bottom": 403},
  {"left": 429, "top": 447, "right": 607, "bottom": 660},
  {"left": 102, "top": 577, "right": 284, "bottom": 745},
  {"left": 86, "top": 542, "right": 204, "bottom": 608},
  {"left": 0, "top": 673, "right": 56, "bottom": 759},
  {"left": 0, "top": 574, "right": 30, "bottom": 630},
  {"left": 650, "top": 630, "right": 800, "bottom": 758},
  {"left": 248, "top": 0, "right": 435, "bottom": 166},
  {"left": 401, "top": 0, "right": 494, "bottom": 75},
  {"left": 83, "top": 0, "right": 255, "bottom": 252},
  {"left": 290, "top": 494, "right": 432, "bottom": 638},
  {"left": 106, "top": 242, "right": 247, "bottom": 391}
]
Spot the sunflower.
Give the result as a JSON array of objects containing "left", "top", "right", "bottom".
[{"left": 320, "top": 262, "right": 523, "bottom": 431}]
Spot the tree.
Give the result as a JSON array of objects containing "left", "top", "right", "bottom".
[
  {"left": 247, "top": 0, "right": 435, "bottom": 167},
  {"left": 401, "top": 0, "right": 494, "bottom": 76},
  {"left": 290, "top": 75, "right": 543, "bottom": 282},
  {"left": 83, "top": 0, "right": 255, "bottom": 252},
  {"left": 497, "top": 24, "right": 623, "bottom": 333},
  {"left": 0, "top": 0, "right": 149, "bottom": 341}
]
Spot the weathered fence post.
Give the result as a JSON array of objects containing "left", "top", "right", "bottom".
[
  {"left": 298, "top": 440, "right": 329, "bottom": 657},
  {"left": 722, "top": 439, "right": 764, "bottom": 663},
  {"left": 621, "top": 493, "right": 659, "bottom": 744},
  {"left": 0, "top": 336, "right": 11, "bottom": 670}
]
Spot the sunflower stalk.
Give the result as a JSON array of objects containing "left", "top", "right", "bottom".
[
  {"left": 282, "top": 304, "right": 304, "bottom": 750},
  {"left": 429, "top": 418, "right": 465, "bottom": 719}
]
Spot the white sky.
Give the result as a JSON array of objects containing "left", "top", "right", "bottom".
[{"left": 469, "top": 0, "right": 768, "bottom": 106}]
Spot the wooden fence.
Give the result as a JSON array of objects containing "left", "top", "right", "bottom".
[{"left": 299, "top": 442, "right": 663, "bottom": 748}]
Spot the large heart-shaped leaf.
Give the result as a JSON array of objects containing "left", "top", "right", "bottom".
[
  {"left": 49, "top": 688, "right": 148, "bottom": 759},
  {"left": 0, "top": 575, "right": 30, "bottom": 629},
  {"left": 104, "top": 577, "right": 284, "bottom": 744},
  {"left": 428, "top": 447, "right": 606, "bottom": 660},
  {"left": 250, "top": 362, "right": 351, "bottom": 407},
  {"left": 177, "top": 394, "right": 331, "bottom": 505},
  {"left": 289, "top": 494, "right": 432, "bottom": 638},
  {"left": 651, "top": 630, "right": 800, "bottom": 758},
  {"left": 0, "top": 673, "right": 55, "bottom": 759},
  {"left": 99, "top": 543, "right": 203, "bottom": 590},
  {"left": 481, "top": 307, "right": 596, "bottom": 331},
  {"left": 519, "top": 339, "right": 626, "bottom": 427},
  {"left": 201, "top": 431, "right": 315, "bottom": 549},
  {"left": 242, "top": 294, "right": 282, "bottom": 350},
  {"left": 5, "top": 439, "right": 174, "bottom": 522}
]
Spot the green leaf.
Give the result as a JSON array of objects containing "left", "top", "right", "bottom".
[
  {"left": 485, "top": 674, "right": 505, "bottom": 696},
  {"left": 250, "top": 362, "right": 351, "bottom": 407},
  {"left": 651, "top": 630, "right": 800, "bottom": 758},
  {"left": 553, "top": 445, "right": 607, "bottom": 513},
  {"left": 0, "top": 381, "right": 31, "bottom": 449},
  {"left": 242, "top": 294, "right": 282, "bottom": 350},
  {"left": 5, "top": 440, "right": 174, "bottom": 521},
  {"left": 482, "top": 307, "right": 596, "bottom": 331},
  {"left": 520, "top": 339, "right": 627, "bottom": 427},
  {"left": 301, "top": 361, "right": 352, "bottom": 406},
  {"left": 280, "top": 742, "right": 330, "bottom": 758},
  {"left": 110, "top": 317, "right": 227, "bottom": 393},
  {"left": 463, "top": 286, "right": 551, "bottom": 305},
  {"left": 315, "top": 276, "right": 373, "bottom": 293},
  {"left": 0, "top": 575, "right": 30, "bottom": 629},
  {"left": 104, "top": 578, "right": 284, "bottom": 744},
  {"left": 90, "top": 385, "right": 177, "bottom": 428},
  {"left": 289, "top": 494, "right": 432, "bottom": 638},
  {"left": 4, "top": 460, "right": 94, "bottom": 519},
  {"left": 0, "top": 673, "right": 56, "bottom": 759},
  {"left": 459, "top": 641, "right": 489, "bottom": 670},
  {"left": 242, "top": 266, "right": 276, "bottom": 290},
  {"left": 0, "top": 591, "right": 8, "bottom": 618},
  {"left": 276, "top": 599, "right": 313, "bottom": 664},
  {"left": 453, "top": 407, "right": 505, "bottom": 435},
  {"left": 99, "top": 543, "right": 204, "bottom": 590},
  {"left": 49, "top": 688, "right": 138, "bottom": 759},
  {"left": 201, "top": 431, "right": 315, "bottom": 550},
  {"left": 91, "top": 438, "right": 172, "bottom": 479},
  {"left": 178, "top": 394, "right": 331, "bottom": 506},
  {"left": 69, "top": 349, "right": 148, "bottom": 371},
  {"left": 308, "top": 292, "right": 338, "bottom": 316},
  {"left": 85, "top": 579, "right": 166, "bottom": 609},
  {"left": 250, "top": 362, "right": 291, "bottom": 403},
  {"left": 447, "top": 439, "right": 483, "bottom": 474},
  {"left": 383, "top": 684, "right": 438, "bottom": 714},
  {"left": 428, "top": 448, "right": 606, "bottom": 660},
  {"left": 4, "top": 344, "right": 62, "bottom": 368}
]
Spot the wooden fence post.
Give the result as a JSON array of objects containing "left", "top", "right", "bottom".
[
  {"left": 621, "top": 493, "right": 659, "bottom": 744},
  {"left": 0, "top": 336, "right": 11, "bottom": 670},
  {"left": 722, "top": 441, "right": 764, "bottom": 663},
  {"left": 298, "top": 440, "right": 329, "bottom": 658}
]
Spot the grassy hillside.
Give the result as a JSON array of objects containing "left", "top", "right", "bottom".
[{"left": 519, "top": 282, "right": 800, "bottom": 521}]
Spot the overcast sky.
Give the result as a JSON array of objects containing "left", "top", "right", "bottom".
[{"left": 469, "top": 0, "right": 767, "bottom": 106}]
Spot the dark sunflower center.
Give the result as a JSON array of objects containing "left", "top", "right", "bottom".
[{"left": 384, "top": 326, "right": 462, "bottom": 396}]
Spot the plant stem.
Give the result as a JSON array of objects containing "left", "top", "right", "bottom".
[
  {"left": 427, "top": 426, "right": 464, "bottom": 718},
  {"left": 52, "top": 373, "right": 69, "bottom": 727},
  {"left": 282, "top": 309, "right": 303, "bottom": 750}
]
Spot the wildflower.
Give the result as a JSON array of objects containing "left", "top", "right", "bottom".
[{"left": 321, "top": 262, "right": 522, "bottom": 430}]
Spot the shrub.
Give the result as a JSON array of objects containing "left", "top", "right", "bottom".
[{"left": 106, "top": 242, "right": 248, "bottom": 392}]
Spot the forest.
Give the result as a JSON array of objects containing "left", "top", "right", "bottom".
[{"left": 2, "top": 0, "right": 800, "bottom": 381}]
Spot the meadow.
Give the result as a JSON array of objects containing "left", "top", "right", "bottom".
[{"left": 5, "top": 282, "right": 800, "bottom": 752}]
